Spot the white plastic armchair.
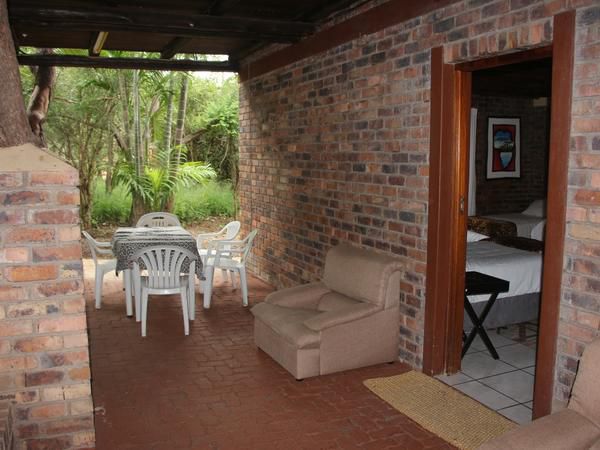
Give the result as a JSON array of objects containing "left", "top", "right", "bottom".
[
  {"left": 136, "top": 212, "right": 181, "bottom": 228},
  {"left": 82, "top": 231, "right": 120, "bottom": 310},
  {"left": 195, "top": 221, "right": 241, "bottom": 262},
  {"left": 130, "top": 246, "right": 197, "bottom": 337},
  {"left": 202, "top": 229, "right": 258, "bottom": 309}
]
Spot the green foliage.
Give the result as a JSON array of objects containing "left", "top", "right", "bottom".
[
  {"left": 173, "top": 181, "right": 235, "bottom": 223},
  {"left": 113, "top": 145, "right": 216, "bottom": 212},
  {"left": 91, "top": 179, "right": 132, "bottom": 226},
  {"left": 188, "top": 77, "right": 239, "bottom": 182},
  {"left": 90, "top": 178, "right": 233, "bottom": 226}
]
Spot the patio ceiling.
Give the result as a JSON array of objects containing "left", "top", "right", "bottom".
[{"left": 8, "top": 0, "right": 366, "bottom": 72}]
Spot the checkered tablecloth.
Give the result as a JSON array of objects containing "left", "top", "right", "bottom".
[{"left": 112, "top": 227, "right": 203, "bottom": 277}]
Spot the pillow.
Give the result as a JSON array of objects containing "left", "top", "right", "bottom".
[
  {"left": 467, "top": 230, "right": 488, "bottom": 242},
  {"left": 531, "top": 219, "right": 546, "bottom": 241},
  {"left": 523, "top": 199, "right": 546, "bottom": 217}
]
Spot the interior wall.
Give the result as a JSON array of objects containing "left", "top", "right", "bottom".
[
  {"left": 472, "top": 94, "right": 550, "bottom": 215},
  {"left": 239, "top": 0, "right": 600, "bottom": 404}
]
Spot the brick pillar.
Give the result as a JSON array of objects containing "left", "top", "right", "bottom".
[{"left": 0, "top": 144, "right": 94, "bottom": 449}]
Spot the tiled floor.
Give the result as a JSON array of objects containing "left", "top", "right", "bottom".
[
  {"left": 436, "top": 326, "right": 537, "bottom": 425},
  {"left": 84, "top": 260, "right": 455, "bottom": 450}
]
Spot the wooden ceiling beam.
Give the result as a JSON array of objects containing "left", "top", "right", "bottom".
[
  {"left": 18, "top": 54, "right": 238, "bottom": 72},
  {"left": 160, "top": 37, "right": 189, "bottom": 59},
  {"left": 9, "top": 6, "right": 314, "bottom": 43}
]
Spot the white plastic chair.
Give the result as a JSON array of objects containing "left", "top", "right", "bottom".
[
  {"left": 196, "top": 221, "right": 241, "bottom": 284},
  {"left": 82, "top": 231, "right": 127, "bottom": 312},
  {"left": 136, "top": 212, "right": 181, "bottom": 228},
  {"left": 202, "top": 229, "right": 258, "bottom": 309},
  {"left": 130, "top": 246, "right": 197, "bottom": 337}
]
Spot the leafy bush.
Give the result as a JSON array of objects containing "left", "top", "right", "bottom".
[
  {"left": 91, "top": 180, "right": 132, "bottom": 226},
  {"left": 174, "top": 181, "right": 235, "bottom": 223},
  {"left": 90, "top": 178, "right": 234, "bottom": 226}
]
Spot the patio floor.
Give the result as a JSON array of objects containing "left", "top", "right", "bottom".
[{"left": 83, "top": 260, "right": 455, "bottom": 449}]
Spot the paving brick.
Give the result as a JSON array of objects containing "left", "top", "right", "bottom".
[{"left": 87, "top": 267, "right": 453, "bottom": 450}]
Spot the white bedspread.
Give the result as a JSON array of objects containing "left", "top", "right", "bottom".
[
  {"left": 484, "top": 213, "right": 545, "bottom": 239},
  {"left": 466, "top": 241, "right": 542, "bottom": 304}
]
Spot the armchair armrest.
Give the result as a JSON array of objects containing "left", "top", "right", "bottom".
[
  {"left": 264, "top": 282, "right": 329, "bottom": 309},
  {"left": 304, "top": 303, "right": 380, "bottom": 331}
]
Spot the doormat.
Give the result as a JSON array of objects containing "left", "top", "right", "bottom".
[{"left": 364, "top": 371, "right": 516, "bottom": 450}]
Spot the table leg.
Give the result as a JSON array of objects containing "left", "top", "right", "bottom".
[
  {"left": 463, "top": 293, "right": 500, "bottom": 359},
  {"left": 124, "top": 269, "right": 133, "bottom": 317}
]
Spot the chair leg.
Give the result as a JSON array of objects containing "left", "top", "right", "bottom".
[
  {"left": 181, "top": 287, "right": 190, "bottom": 336},
  {"left": 133, "top": 271, "right": 141, "bottom": 322},
  {"left": 239, "top": 266, "right": 248, "bottom": 307},
  {"left": 141, "top": 289, "right": 149, "bottom": 337},
  {"left": 124, "top": 270, "right": 133, "bottom": 318},
  {"left": 203, "top": 267, "right": 214, "bottom": 309},
  {"left": 188, "top": 278, "right": 196, "bottom": 321},
  {"left": 95, "top": 267, "right": 103, "bottom": 309},
  {"left": 230, "top": 270, "right": 237, "bottom": 289}
]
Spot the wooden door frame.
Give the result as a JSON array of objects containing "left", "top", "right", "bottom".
[{"left": 423, "top": 11, "right": 575, "bottom": 419}]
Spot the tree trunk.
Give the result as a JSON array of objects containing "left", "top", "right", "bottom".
[
  {"left": 105, "top": 136, "right": 114, "bottom": 193},
  {"left": 130, "top": 69, "right": 146, "bottom": 221},
  {"left": 174, "top": 74, "right": 188, "bottom": 151},
  {"left": 117, "top": 71, "right": 131, "bottom": 151},
  {"left": 27, "top": 48, "right": 56, "bottom": 146},
  {"left": 0, "top": 0, "right": 36, "bottom": 147},
  {"left": 79, "top": 171, "right": 92, "bottom": 230},
  {"left": 163, "top": 75, "right": 174, "bottom": 152}
]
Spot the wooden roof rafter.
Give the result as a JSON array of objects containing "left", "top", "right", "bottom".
[{"left": 8, "top": 0, "right": 364, "bottom": 71}]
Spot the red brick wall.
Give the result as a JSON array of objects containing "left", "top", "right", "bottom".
[
  {"left": 472, "top": 94, "right": 549, "bottom": 215},
  {"left": 239, "top": 0, "right": 600, "bottom": 403},
  {"left": 0, "top": 145, "right": 94, "bottom": 448},
  {"left": 559, "top": 4, "right": 600, "bottom": 402}
]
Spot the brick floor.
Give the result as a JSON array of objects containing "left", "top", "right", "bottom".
[{"left": 84, "top": 260, "right": 455, "bottom": 450}]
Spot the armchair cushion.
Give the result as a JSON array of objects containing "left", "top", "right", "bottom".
[
  {"left": 569, "top": 339, "right": 600, "bottom": 427},
  {"left": 317, "top": 292, "right": 361, "bottom": 312},
  {"left": 323, "top": 244, "right": 403, "bottom": 307},
  {"left": 264, "top": 282, "right": 329, "bottom": 310},
  {"left": 479, "top": 409, "right": 600, "bottom": 450},
  {"left": 251, "top": 303, "right": 320, "bottom": 349},
  {"left": 304, "top": 303, "right": 380, "bottom": 331}
]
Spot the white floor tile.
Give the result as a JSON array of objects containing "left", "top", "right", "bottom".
[
  {"left": 480, "top": 370, "right": 534, "bottom": 403},
  {"left": 475, "top": 333, "right": 517, "bottom": 349},
  {"left": 523, "top": 366, "right": 535, "bottom": 375},
  {"left": 454, "top": 381, "right": 518, "bottom": 410},
  {"left": 498, "top": 404, "right": 533, "bottom": 424},
  {"left": 435, "top": 372, "right": 472, "bottom": 386},
  {"left": 497, "top": 344, "right": 536, "bottom": 369},
  {"left": 460, "top": 352, "right": 515, "bottom": 379},
  {"left": 524, "top": 401, "right": 533, "bottom": 409}
]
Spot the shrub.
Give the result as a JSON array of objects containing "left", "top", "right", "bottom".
[
  {"left": 90, "top": 178, "right": 235, "bottom": 226},
  {"left": 91, "top": 180, "right": 132, "bottom": 226},
  {"left": 173, "top": 180, "right": 235, "bottom": 223}
]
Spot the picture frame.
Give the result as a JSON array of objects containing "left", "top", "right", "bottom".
[{"left": 486, "top": 117, "right": 520, "bottom": 179}]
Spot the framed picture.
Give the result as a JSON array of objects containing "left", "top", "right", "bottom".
[{"left": 487, "top": 117, "right": 520, "bottom": 179}]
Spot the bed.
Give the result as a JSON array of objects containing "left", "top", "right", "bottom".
[
  {"left": 463, "top": 240, "right": 543, "bottom": 330},
  {"left": 482, "top": 199, "right": 546, "bottom": 240}
]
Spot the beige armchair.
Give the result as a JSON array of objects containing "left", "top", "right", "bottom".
[
  {"left": 480, "top": 338, "right": 600, "bottom": 450},
  {"left": 251, "top": 244, "right": 403, "bottom": 380}
]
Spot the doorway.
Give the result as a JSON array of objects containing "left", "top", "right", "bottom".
[
  {"left": 441, "top": 58, "right": 552, "bottom": 424},
  {"left": 423, "top": 11, "right": 575, "bottom": 420}
]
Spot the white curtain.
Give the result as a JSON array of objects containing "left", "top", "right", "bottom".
[{"left": 468, "top": 108, "right": 478, "bottom": 216}]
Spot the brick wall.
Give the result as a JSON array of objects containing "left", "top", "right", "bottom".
[
  {"left": 558, "top": 4, "right": 600, "bottom": 402},
  {"left": 0, "top": 144, "right": 94, "bottom": 449},
  {"left": 472, "top": 94, "right": 550, "bottom": 215},
  {"left": 239, "top": 0, "right": 600, "bottom": 403}
]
